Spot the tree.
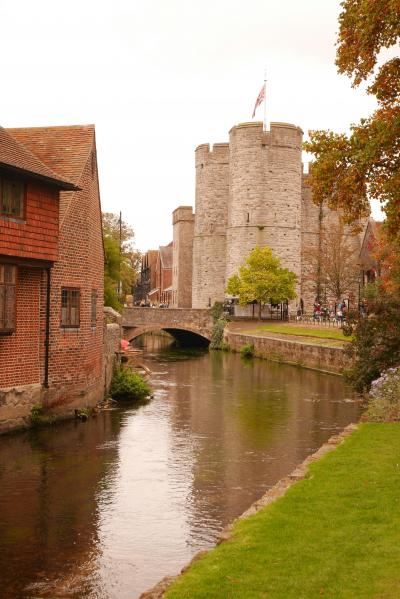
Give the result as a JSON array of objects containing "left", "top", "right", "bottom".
[
  {"left": 104, "top": 234, "right": 122, "bottom": 311},
  {"left": 303, "top": 0, "right": 400, "bottom": 241},
  {"left": 102, "top": 212, "right": 141, "bottom": 309},
  {"left": 302, "top": 221, "right": 359, "bottom": 302},
  {"left": 226, "top": 246, "right": 297, "bottom": 319}
]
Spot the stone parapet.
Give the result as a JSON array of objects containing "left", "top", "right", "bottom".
[{"left": 226, "top": 331, "right": 345, "bottom": 374}]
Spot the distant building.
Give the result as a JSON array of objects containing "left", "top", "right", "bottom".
[
  {"left": 134, "top": 244, "right": 173, "bottom": 305},
  {"left": 134, "top": 250, "right": 158, "bottom": 303},
  {"left": 0, "top": 124, "right": 105, "bottom": 433},
  {"left": 359, "top": 219, "right": 382, "bottom": 287}
]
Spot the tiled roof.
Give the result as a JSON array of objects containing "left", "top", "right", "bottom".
[
  {"left": 0, "top": 126, "right": 76, "bottom": 190},
  {"left": 159, "top": 244, "right": 173, "bottom": 269},
  {"left": 6, "top": 125, "right": 95, "bottom": 185}
]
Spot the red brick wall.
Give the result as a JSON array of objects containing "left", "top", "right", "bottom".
[
  {"left": 0, "top": 267, "right": 43, "bottom": 387},
  {"left": 162, "top": 268, "right": 172, "bottom": 292},
  {"left": 0, "top": 137, "right": 104, "bottom": 417},
  {"left": 45, "top": 147, "right": 104, "bottom": 407},
  {"left": 0, "top": 181, "right": 59, "bottom": 262}
]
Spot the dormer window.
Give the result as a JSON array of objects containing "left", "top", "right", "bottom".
[{"left": 0, "top": 178, "right": 25, "bottom": 219}]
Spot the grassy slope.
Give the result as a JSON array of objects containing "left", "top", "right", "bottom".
[
  {"left": 244, "top": 324, "right": 350, "bottom": 342},
  {"left": 166, "top": 424, "right": 400, "bottom": 599}
]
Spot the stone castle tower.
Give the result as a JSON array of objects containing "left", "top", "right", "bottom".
[
  {"left": 171, "top": 206, "right": 195, "bottom": 308},
  {"left": 192, "top": 122, "right": 303, "bottom": 308},
  {"left": 172, "top": 120, "right": 363, "bottom": 311}
]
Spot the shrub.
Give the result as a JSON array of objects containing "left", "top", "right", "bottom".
[
  {"left": 240, "top": 343, "right": 254, "bottom": 358},
  {"left": 209, "top": 318, "right": 228, "bottom": 350},
  {"left": 345, "top": 291, "right": 400, "bottom": 391},
  {"left": 220, "top": 341, "right": 231, "bottom": 352},
  {"left": 364, "top": 366, "right": 400, "bottom": 422},
  {"left": 110, "top": 367, "right": 151, "bottom": 401},
  {"left": 211, "top": 301, "right": 224, "bottom": 323},
  {"left": 29, "top": 404, "right": 54, "bottom": 427}
]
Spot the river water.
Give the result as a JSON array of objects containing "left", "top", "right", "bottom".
[{"left": 0, "top": 334, "right": 360, "bottom": 598}]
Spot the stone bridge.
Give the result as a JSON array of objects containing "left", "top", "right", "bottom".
[{"left": 122, "top": 308, "right": 214, "bottom": 345}]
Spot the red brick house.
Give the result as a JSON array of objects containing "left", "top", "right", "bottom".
[
  {"left": 149, "top": 243, "right": 173, "bottom": 305},
  {"left": 134, "top": 249, "right": 158, "bottom": 303},
  {"left": 0, "top": 125, "right": 105, "bottom": 432}
]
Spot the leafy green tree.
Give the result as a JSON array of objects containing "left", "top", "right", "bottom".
[
  {"left": 102, "top": 212, "right": 141, "bottom": 308},
  {"left": 104, "top": 234, "right": 122, "bottom": 311},
  {"left": 226, "top": 246, "right": 297, "bottom": 319},
  {"left": 303, "top": 0, "right": 400, "bottom": 241}
]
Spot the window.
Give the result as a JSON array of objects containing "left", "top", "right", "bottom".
[
  {"left": 0, "top": 178, "right": 25, "bottom": 219},
  {"left": 91, "top": 290, "right": 97, "bottom": 327},
  {"left": 61, "top": 288, "right": 80, "bottom": 328},
  {"left": 0, "top": 264, "right": 17, "bottom": 333}
]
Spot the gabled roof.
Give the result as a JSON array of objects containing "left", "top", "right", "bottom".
[
  {"left": 6, "top": 125, "right": 95, "bottom": 186},
  {"left": 0, "top": 126, "right": 77, "bottom": 190},
  {"left": 159, "top": 244, "right": 173, "bottom": 269},
  {"left": 359, "top": 218, "right": 382, "bottom": 269}
]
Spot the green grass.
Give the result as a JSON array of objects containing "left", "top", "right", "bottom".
[
  {"left": 166, "top": 424, "right": 400, "bottom": 599},
  {"left": 245, "top": 324, "right": 351, "bottom": 342}
]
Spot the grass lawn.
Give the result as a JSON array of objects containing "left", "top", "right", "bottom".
[
  {"left": 166, "top": 424, "right": 400, "bottom": 599},
  {"left": 244, "top": 324, "right": 351, "bottom": 342}
]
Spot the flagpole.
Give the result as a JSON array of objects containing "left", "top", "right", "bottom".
[{"left": 263, "top": 69, "right": 267, "bottom": 131}]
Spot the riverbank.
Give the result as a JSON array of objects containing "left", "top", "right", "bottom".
[
  {"left": 225, "top": 322, "right": 348, "bottom": 374},
  {"left": 161, "top": 422, "right": 400, "bottom": 599}
]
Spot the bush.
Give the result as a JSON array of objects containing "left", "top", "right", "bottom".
[
  {"left": 29, "top": 404, "right": 54, "bottom": 427},
  {"left": 364, "top": 366, "right": 400, "bottom": 422},
  {"left": 345, "top": 292, "right": 400, "bottom": 391},
  {"left": 209, "top": 318, "right": 228, "bottom": 350},
  {"left": 110, "top": 368, "right": 151, "bottom": 401},
  {"left": 240, "top": 343, "right": 254, "bottom": 358},
  {"left": 211, "top": 301, "right": 224, "bottom": 322},
  {"left": 220, "top": 341, "right": 231, "bottom": 352}
]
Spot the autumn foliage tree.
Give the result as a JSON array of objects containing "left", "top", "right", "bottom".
[
  {"left": 302, "top": 221, "right": 359, "bottom": 302},
  {"left": 226, "top": 246, "right": 297, "bottom": 320},
  {"left": 303, "top": 0, "right": 400, "bottom": 247},
  {"left": 306, "top": 0, "right": 400, "bottom": 391}
]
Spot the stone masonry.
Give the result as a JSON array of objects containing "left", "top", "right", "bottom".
[
  {"left": 172, "top": 206, "right": 195, "bottom": 308},
  {"left": 172, "top": 120, "right": 364, "bottom": 312}
]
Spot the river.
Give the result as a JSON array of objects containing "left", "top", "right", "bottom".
[{"left": 0, "top": 334, "right": 360, "bottom": 598}]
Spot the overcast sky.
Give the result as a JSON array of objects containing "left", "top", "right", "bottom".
[{"left": 1, "top": 0, "right": 383, "bottom": 251}]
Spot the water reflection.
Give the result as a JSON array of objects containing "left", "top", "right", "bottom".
[{"left": 0, "top": 333, "right": 360, "bottom": 598}]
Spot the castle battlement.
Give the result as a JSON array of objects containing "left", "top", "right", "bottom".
[
  {"left": 170, "top": 119, "right": 365, "bottom": 312},
  {"left": 195, "top": 142, "right": 229, "bottom": 165}
]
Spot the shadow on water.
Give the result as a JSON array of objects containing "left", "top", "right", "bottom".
[{"left": 0, "top": 331, "right": 361, "bottom": 598}]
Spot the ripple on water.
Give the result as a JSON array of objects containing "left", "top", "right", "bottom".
[{"left": 0, "top": 335, "right": 361, "bottom": 599}]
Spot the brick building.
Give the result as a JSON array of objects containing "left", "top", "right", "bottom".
[
  {"left": 0, "top": 124, "right": 105, "bottom": 432},
  {"left": 150, "top": 243, "right": 173, "bottom": 305},
  {"left": 134, "top": 249, "right": 158, "bottom": 303}
]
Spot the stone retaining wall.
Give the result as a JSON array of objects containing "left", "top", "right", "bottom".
[
  {"left": 104, "top": 322, "right": 121, "bottom": 393},
  {"left": 0, "top": 383, "right": 42, "bottom": 434},
  {"left": 226, "top": 331, "right": 345, "bottom": 374}
]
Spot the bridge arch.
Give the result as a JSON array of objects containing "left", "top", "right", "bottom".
[{"left": 123, "top": 325, "right": 211, "bottom": 346}]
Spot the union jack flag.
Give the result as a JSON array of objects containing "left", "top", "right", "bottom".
[{"left": 252, "top": 83, "right": 265, "bottom": 118}]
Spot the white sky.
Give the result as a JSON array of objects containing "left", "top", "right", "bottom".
[{"left": 0, "top": 0, "right": 384, "bottom": 251}]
